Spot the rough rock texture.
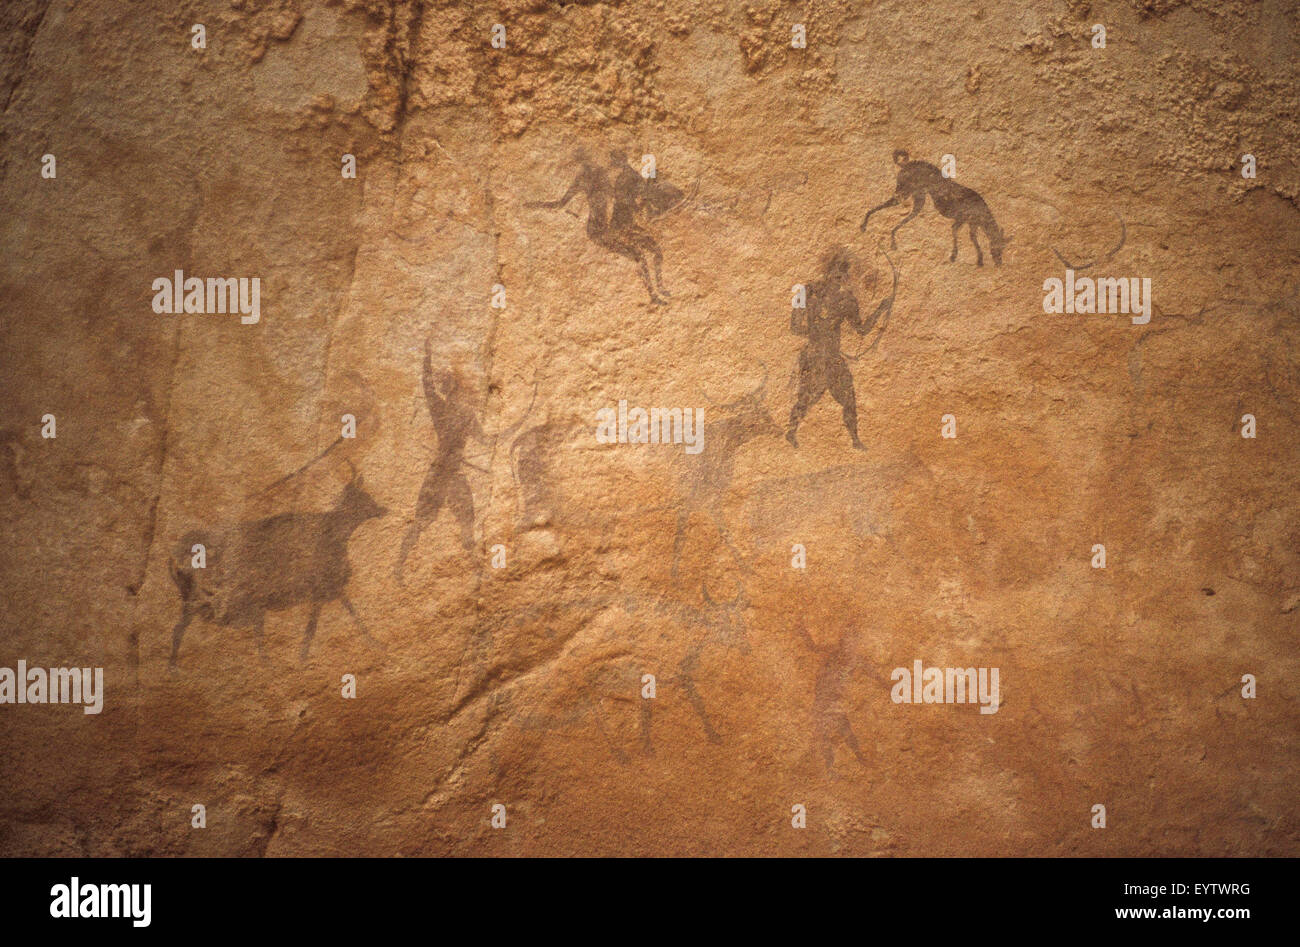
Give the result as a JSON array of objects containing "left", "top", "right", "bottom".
[{"left": 0, "top": 0, "right": 1296, "bottom": 856}]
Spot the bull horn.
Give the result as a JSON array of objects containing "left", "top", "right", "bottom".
[{"left": 1052, "top": 210, "right": 1125, "bottom": 271}]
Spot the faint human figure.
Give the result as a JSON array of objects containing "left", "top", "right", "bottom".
[
  {"left": 510, "top": 417, "right": 572, "bottom": 531},
  {"left": 527, "top": 147, "right": 613, "bottom": 244},
  {"left": 527, "top": 146, "right": 682, "bottom": 305},
  {"left": 797, "top": 625, "right": 867, "bottom": 775},
  {"left": 395, "top": 341, "right": 483, "bottom": 584}
]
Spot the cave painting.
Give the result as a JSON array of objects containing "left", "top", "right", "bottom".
[{"left": 528, "top": 146, "right": 685, "bottom": 305}]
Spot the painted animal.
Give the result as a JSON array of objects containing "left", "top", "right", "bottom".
[
  {"left": 860, "top": 150, "right": 1007, "bottom": 266},
  {"left": 488, "top": 580, "right": 751, "bottom": 771},
  {"left": 168, "top": 477, "right": 386, "bottom": 668},
  {"left": 672, "top": 368, "right": 781, "bottom": 576}
]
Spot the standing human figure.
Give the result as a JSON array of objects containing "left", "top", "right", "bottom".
[
  {"left": 395, "top": 341, "right": 483, "bottom": 584},
  {"left": 797, "top": 625, "right": 868, "bottom": 775},
  {"left": 787, "top": 248, "right": 870, "bottom": 449}
]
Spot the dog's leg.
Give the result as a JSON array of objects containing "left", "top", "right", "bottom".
[
  {"left": 890, "top": 193, "right": 925, "bottom": 250},
  {"left": 300, "top": 602, "right": 322, "bottom": 661}
]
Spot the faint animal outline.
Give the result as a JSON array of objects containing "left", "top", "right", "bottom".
[
  {"left": 640, "top": 579, "right": 752, "bottom": 750},
  {"left": 670, "top": 366, "right": 781, "bottom": 577},
  {"left": 482, "top": 580, "right": 751, "bottom": 770},
  {"left": 1052, "top": 209, "right": 1126, "bottom": 271}
]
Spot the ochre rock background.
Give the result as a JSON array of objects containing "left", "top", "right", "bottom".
[{"left": 1, "top": 0, "right": 1297, "bottom": 856}]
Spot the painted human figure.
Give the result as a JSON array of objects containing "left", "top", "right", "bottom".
[
  {"left": 787, "top": 248, "right": 870, "bottom": 449},
  {"left": 395, "top": 342, "right": 483, "bottom": 584},
  {"left": 528, "top": 147, "right": 677, "bottom": 305},
  {"left": 797, "top": 625, "right": 867, "bottom": 774}
]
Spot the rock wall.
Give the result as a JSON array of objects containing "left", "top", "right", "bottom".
[{"left": 0, "top": 0, "right": 1296, "bottom": 856}]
